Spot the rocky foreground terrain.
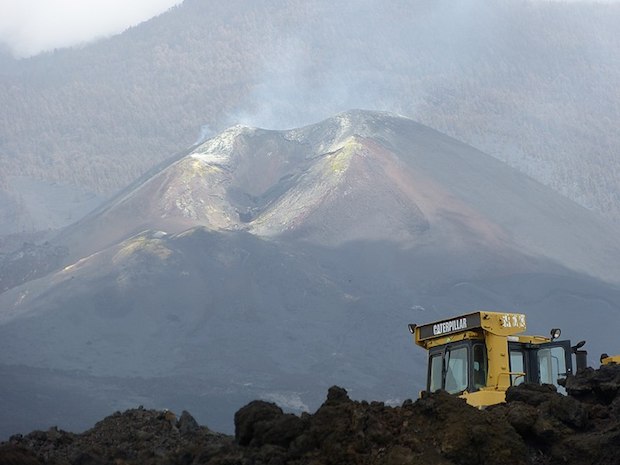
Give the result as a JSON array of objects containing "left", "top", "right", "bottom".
[{"left": 2, "top": 365, "right": 620, "bottom": 465}]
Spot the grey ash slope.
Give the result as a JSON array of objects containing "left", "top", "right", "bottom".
[
  {"left": 1, "top": 110, "right": 620, "bottom": 438},
  {"left": 53, "top": 110, "right": 620, "bottom": 283}
]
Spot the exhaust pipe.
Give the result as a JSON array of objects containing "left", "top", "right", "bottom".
[{"left": 572, "top": 341, "right": 588, "bottom": 373}]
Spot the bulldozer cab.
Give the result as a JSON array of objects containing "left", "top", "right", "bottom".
[{"left": 409, "top": 311, "right": 574, "bottom": 407}]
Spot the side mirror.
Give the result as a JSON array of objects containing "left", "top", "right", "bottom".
[{"left": 572, "top": 340, "right": 586, "bottom": 352}]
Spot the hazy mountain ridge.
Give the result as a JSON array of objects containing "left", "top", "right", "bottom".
[
  {"left": 1, "top": 0, "right": 620, "bottom": 238},
  {"left": 1, "top": 110, "right": 620, "bottom": 438}
]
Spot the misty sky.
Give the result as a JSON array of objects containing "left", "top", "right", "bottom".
[{"left": 0, "top": 0, "right": 183, "bottom": 58}]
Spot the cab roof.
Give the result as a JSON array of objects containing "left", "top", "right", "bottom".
[{"left": 411, "top": 311, "right": 528, "bottom": 348}]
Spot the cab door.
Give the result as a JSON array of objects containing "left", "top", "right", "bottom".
[
  {"left": 426, "top": 342, "right": 487, "bottom": 394},
  {"left": 535, "top": 340, "right": 572, "bottom": 393},
  {"left": 427, "top": 343, "right": 470, "bottom": 394},
  {"left": 508, "top": 340, "right": 572, "bottom": 392}
]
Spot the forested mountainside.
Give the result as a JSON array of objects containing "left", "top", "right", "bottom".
[{"left": 1, "top": 0, "right": 620, "bottom": 230}]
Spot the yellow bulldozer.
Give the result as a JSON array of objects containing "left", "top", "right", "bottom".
[{"left": 408, "top": 311, "right": 601, "bottom": 407}]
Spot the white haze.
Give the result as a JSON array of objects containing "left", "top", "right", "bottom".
[
  {"left": 226, "top": 1, "right": 488, "bottom": 130},
  {"left": 0, "top": 0, "right": 183, "bottom": 58},
  {"left": 227, "top": 0, "right": 620, "bottom": 133}
]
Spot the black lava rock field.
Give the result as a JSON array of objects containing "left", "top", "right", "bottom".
[{"left": 3, "top": 365, "right": 620, "bottom": 465}]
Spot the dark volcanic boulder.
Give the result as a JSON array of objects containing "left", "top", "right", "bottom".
[
  {"left": 565, "top": 364, "right": 620, "bottom": 404},
  {"left": 4, "top": 407, "right": 233, "bottom": 465},
  {"left": 0, "top": 444, "right": 42, "bottom": 465},
  {"left": 411, "top": 391, "right": 527, "bottom": 465},
  {"left": 504, "top": 383, "right": 588, "bottom": 437},
  {"left": 177, "top": 410, "right": 200, "bottom": 436},
  {"left": 234, "top": 400, "right": 305, "bottom": 448},
  {"left": 505, "top": 382, "right": 558, "bottom": 406}
]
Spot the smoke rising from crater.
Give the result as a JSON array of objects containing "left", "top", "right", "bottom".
[{"left": 224, "top": 0, "right": 514, "bottom": 130}]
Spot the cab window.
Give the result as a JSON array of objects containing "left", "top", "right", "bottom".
[
  {"left": 429, "top": 353, "right": 443, "bottom": 393},
  {"left": 472, "top": 344, "right": 487, "bottom": 390},
  {"left": 510, "top": 350, "right": 525, "bottom": 386},
  {"left": 445, "top": 346, "right": 469, "bottom": 394}
]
